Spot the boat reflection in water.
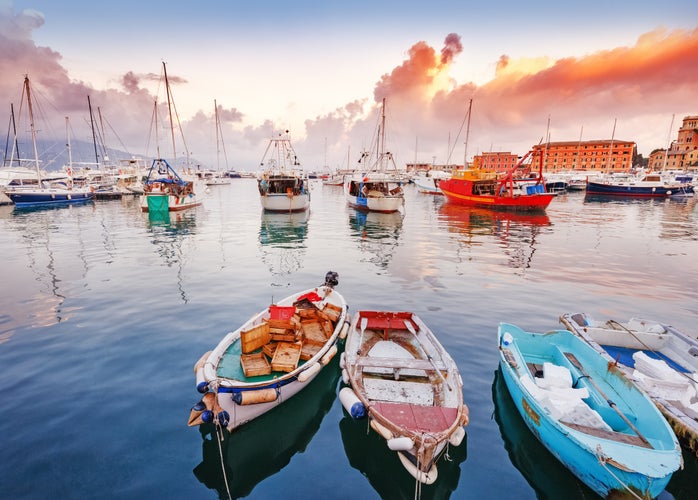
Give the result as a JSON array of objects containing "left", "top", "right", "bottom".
[
  {"left": 348, "top": 209, "right": 403, "bottom": 269},
  {"left": 193, "top": 355, "right": 341, "bottom": 499},
  {"left": 146, "top": 210, "right": 197, "bottom": 303},
  {"left": 491, "top": 367, "right": 599, "bottom": 500},
  {"left": 258, "top": 210, "right": 308, "bottom": 278},
  {"left": 437, "top": 202, "right": 551, "bottom": 271},
  {"left": 340, "top": 413, "right": 467, "bottom": 499}
]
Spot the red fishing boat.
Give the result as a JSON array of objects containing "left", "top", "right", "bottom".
[{"left": 439, "top": 150, "right": 555, "bottom": 211}]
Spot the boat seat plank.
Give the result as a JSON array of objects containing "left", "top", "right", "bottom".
[
  {"left": 372, "top": 401, "right": 458, "bottom": 434},
  {"left": 562, "top": 421, "right": 652, "bottom": 448},
  {"left": 356, "top": 356, "right": 446, "bottom": 371}
]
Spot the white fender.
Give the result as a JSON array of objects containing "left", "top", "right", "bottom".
[
  {"left": 339, "top": 321, "right": 350, "bottom": 340},
  {"left": 195, "top": 365, "right": 207, "bottom": 386},
  {"left": 339, "top": 387, "right": 366, "bottom": 419},
  {"left": 341, "top": 368, "right": 350, "bottom": 385},
  {"left": 298, "top": 362, "right": 321, "bottom": 382},
  {"left": 339, "top": 352, "right": 346, "bottom": 369},
  {"left": 387, "top": 436, "right": 414, "bottom": 451},
  {"left": 320, "top": 344, "right": 338, "bottom": 365},
  {"left": 449, "top": 426, "right": 466, "bottom": 447},
  {"left": 193, "top": 351, "right": 212, "bottom": 374}
]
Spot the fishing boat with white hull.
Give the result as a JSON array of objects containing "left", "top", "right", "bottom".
[
  {"left": 498, "top": 322, "right": 682, "bottom": 499},
  {"left": 257, "top": 131, "right": 310, "bottom": 212},
  {"left": 344, "top": 98, "right": 405, "bottom": 213},
  {"left": 188, "top": 272, "right": 349, "bottom": 432},
  {"left": 339, "top": 310, "right": 469, "bottom": 485},
  {"left": 140, "top": 62, "right": 201, "bottom": 213}
]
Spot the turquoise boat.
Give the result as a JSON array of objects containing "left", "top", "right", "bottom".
[{"left": 497, "top": 323, "right": 682, "bottom": 499}]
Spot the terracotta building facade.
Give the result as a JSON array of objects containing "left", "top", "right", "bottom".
[
  {"left": 648, "top": 115, "right": 698, "bottom": 171},
  {"left": 531, "top": 140, "right": 635, "bottom": 173}
]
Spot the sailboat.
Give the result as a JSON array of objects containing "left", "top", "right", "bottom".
[
  {"left": 344, "top": 98, "right": 405, "bottom": 213},
  {"left": 141, "top": 63, "right": 202, "bottom": 213},
  {"left": 5, "top": 76, "right": 94, "bottom": 208},
  {"left": 202, "top": 100, "right": 231, "bottom": 186},
  {"left": 257, "top": 131, "right": 310, "bottom": 212}
]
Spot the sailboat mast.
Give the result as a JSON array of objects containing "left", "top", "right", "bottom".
[
  {"left": 65, "top": 116, "right": 74, "bottom": 180},
  {"left": 606, "top": 118, "right": 617, "bottom": 172},
  {"left": 464, "top": 98, "right": 472, "bottom": 168},
  {"left": 380, "top": 98, "right": 386, "bottom": 166},
  {"left": 661, "top": 114, "right": 674, "bottom": 172},
  {"left": 215, "top": 99, "right": 220, "bottom": 172},
  {"left": 163, "top": 62, "right": 177, "bottom": 165},
  {"left": 24, "top": 76, "right": 41, "bottom": 179},
  {"left": 87, "top": 95, "right": 100, "bottom": 165}
]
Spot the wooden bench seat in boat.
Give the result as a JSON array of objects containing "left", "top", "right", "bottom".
[{"left": 355, "top": 356, "right": 447, "bottom": 372}]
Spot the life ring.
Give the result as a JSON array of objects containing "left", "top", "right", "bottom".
[{"left": 286, "top": 187, "right": 293, "bottom": 198}]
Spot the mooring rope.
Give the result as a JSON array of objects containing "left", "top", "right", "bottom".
[
  {"left": 215, "top": 423, "right": 232, "bottom": 500},
  {"left": 595, "top": 445, "right": 643, "bottom": 500}
]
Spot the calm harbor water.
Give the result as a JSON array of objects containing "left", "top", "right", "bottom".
[{"left": 0, "top": 179, "right": 696, "bottom": 499}]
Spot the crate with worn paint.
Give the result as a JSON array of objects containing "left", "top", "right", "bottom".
[
  {"left": 240, "top": 322, "right": 271, "bottom": 354},
  {"left": 240, "top": 352, "right": 272, "bottom": 377},
  {"left": 271, "top": 341, "right": 302, "bottom": 372}
]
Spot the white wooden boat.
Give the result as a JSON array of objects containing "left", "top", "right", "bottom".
[
  {"left": 257, "top": 132, "right": 310, "bottom": 212},
  {"left": 560, "top": 312, "right": 698, "bottom": 456},
  {"left": 188, "top": 272, "right": 348, "bottom": 431},
  {"left": 340, "top": 311, "right": 468, "bottom": 485},
  {"left": 499, "top": 322, "right": 683, "bottom": 498}
]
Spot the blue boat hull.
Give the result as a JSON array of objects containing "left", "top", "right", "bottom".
[
  {"left": 586, "top": 181, "right": 694, "bottom": 197},
  {"left": 9, "top": 191, "right": 94, "bottom": 207},
  {"left": 498, "top": 323, "right": 681, "bottom": 499}
]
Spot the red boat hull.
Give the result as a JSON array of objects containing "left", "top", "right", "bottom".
[{"left": 440, "top": 178, "right": 554, "bottom": 211}]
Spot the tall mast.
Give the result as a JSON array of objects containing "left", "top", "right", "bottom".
[
  {"left": 87, "top": 95, "right": 99, "bottom": 165},
  {"left": 65, "top": 116, "right": 73, "bottom": 179},
  {"left": 163, "top": 62, "right": 177, "bottom": 164},
  {"left": 24, "top": 76, "right": 41, "bottom": 179},
  {"left": 575, "top": 125, "right": 583, "bottom": 170},
  {"left": 464, "top": 98, "right": 472, "bottom": 168},
  {"left": 605, "top": 118, "right": 617, "bottom": 172},
  {"left": 661, "top": 114, "right": 674, "bottom": 172},
  {"left": 380, "top": 97, "right": 386, "bottom": 168},
  {"left": 214, "top": 99, "right": 221, "bottom": 172}
]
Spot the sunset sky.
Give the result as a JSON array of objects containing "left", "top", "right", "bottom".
[{"left": 2, "top": 0, "right": 697, "bottom": 171}]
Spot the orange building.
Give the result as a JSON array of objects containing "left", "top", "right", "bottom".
[
  {"left": 648, "top": 115, "right": 698, "bottom": 171},
  {"left": 472, "top": 151, "right": 519, "bottom": 173},
  {"left": 531, "top": 140, "right": 635, "bottom": 173}
]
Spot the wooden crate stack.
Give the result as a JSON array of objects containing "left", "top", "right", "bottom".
[{"left": 239, "top": 299, "right": 341, "bottom": 377}]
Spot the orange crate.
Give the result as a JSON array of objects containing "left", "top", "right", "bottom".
[
  {"left": 300, "top": 342, "right": 323, "bottom": 361},
  {"left": 262, "top": 342, "right": 277, "bottom": 359},
  {"left": 271, "top": 342, "right": 302, "bottom": 372},
  {"left": 240, "top": 352, "right": 271, "bottom": 377},
  {"left": 240, "top": 322, "right": 271, "bottom": 354},
  {"left": 322, "top": 303, "right": 343, "bottom": 322}
]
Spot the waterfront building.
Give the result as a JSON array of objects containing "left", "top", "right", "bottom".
[
  {"left": 648, "top": 115, "right": 698, "bottom": 171},
  {"left": 531, "top": 140, "right": 635, "bottom": 173}
]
